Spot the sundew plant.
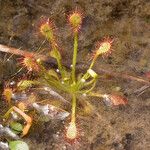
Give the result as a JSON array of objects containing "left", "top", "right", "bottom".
[
  {"left": 33, "top": 11, "right": 112, "bottom": 139},
  {"left": 2, "top": 10, "right": 128, "bottom": 142},
  {"left": 37, "top": 11, "right": 113, "bottom": 140}
]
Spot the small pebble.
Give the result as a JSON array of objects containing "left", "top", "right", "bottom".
[
  {"left": 82, "top": 93, "right": 87, "bottom": 97},
  {"left": 56, "top": 69, "right": 59, "bottom": 73}
]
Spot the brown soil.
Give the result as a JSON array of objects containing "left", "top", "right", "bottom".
[{"left": 0, "top": 0, "right": 150, "bottom": 150}]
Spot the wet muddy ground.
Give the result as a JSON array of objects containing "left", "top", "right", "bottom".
[{"left": 0, "top": 0, "right": 150, "bottom": 150}]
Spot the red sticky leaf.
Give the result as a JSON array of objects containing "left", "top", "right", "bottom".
[
  {"left": 103, "top": 94, "right": 128, "bottom": 106},
  {"left": 109, "top": 94, "right": 128, "bottom": 106}
]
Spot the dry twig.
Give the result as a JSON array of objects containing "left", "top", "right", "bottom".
[{"left": 0, "top": 44, "right": 150, "bottom": 86}]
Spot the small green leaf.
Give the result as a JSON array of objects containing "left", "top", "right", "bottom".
[
  {"left": 87, "top": 69, "right": 98, "bottom": 78},
  {"left": 47, "top": 69, "right": 59, "bottom": 80},
  {"left": 11, "top": 129, "right": 21, "bottom": 134},
  {"left": 10, "top": 121, "right": 23, "bottom": 132},
  {"left": 9, "top": 140, "right": 29, "bottom": 150},
  {"left": 17, "top": 80, "right": 39, "bottom": 90},
  {"left": 50, "top": 49, "right": 61, "bottom": 60}
]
